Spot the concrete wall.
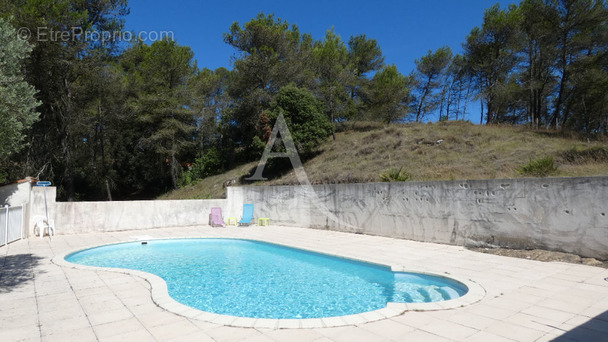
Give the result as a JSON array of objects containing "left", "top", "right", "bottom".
[
  {"left": 54, "top": 198, "right": 227, "bottom": 234},
  {"left": 28, "top": 186, "right": 56, "bottom": 236},
  {"left": 228, "top": 177, "right": 608, "bottom": 259},
  {"left": 24, "top": 186, "right": 226, "bottom": 235},
  {"left": 19, "top": 176, "right": 608, "bottom": 259},
  {"left": 0, "top": 181, "right": 35, "bottom": 238},
  {"left": 0, "top": 182, "right": 32, "bottom": 207}
]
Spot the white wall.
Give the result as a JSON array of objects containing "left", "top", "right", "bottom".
[
  {"left": 29, "top": 186, "right": 56, "bottom": 236},
  {"left": 0, "top": 182, "right": 32, "bottom": 207},
  {"left": 230, "top": 177, "right": 608, "bottom": 260},
  {"left": 21, "top": 176, "right": 608, "bottom": 260},
  {"left": 54, "top": 199, "right": 227, "bottom": 234},
  {"left": 25, "top": 186, "right": 226, "bottom": 235},
  {"left": 0, "top": 181, "right": 36, "bottom": 238}
]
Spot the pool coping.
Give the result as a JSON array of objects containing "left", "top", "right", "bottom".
[{"left": 51, "top": 237, "right": 486, "bottom": 329}]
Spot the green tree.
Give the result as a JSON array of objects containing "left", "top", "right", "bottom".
[
  {"left": 190, "top": 67, "right": 231, "bottom": 154},
  {"left": 549, "top": 0, "right": 608, "bottom": 129},
  {"left": 267, "top": 84, "right": 331, "bottom": 155},
  {"left": 71, "top": 62, "right": 128, "bottom": 200},
  {"left": 0, "top": 17, "right": 40, "bottom": 181},
  {"left": 368, "top": 65, "right": 412, "bottom": 123},
  {"left": 313, "top": 29, "right": 353, "bottom": 139},
  {"left": 464, "top": 4, "right": 521, "bottom": 124},
  {"left": 184, "top": 66, "right": 232, "bottom": 182},
  {"left": 126, "top": 39, "right": 198, "bottom": 190},
  {"left": 440, "top": 54, "right": 474, "bottom": 121},
  {"left": 1, "top": 0, "right": 128, "bottom": 199},
  {"left": 565, "top": 56, "right": 608, "bottom": 132},
  {"left": 223, "top": 13, "right": 314, "bottom": 156},
  {"left": 518, "top": 0, "right": 559, "bottom": 128},
  {"left": 348, "top": 34, "right": 385, "bottom": 77},
  {"left": 346, "top": 34, "right": 385, "bottom": 117},
  {"left": 224, "top": 13, "right": 312, "bottom": 93},
  {"left": 413, "top": 46, "right": 453, "bottom": 122}
]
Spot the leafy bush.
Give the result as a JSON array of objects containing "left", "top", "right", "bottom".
[
  {"left": 178, "top": 171, "right": 196, "bottom": 188},
  {"left": 267, "top": 84, "right": 332, "bottom": 155},
  {"left": 178, "top": 148, "right": 225, "bottom": 187},
  {"left": 379, "top": 167, "right": 412, "bottom": 182},
  {"left": 517, "top": 156, "right": 558, "bottom": 177},
  {"left": 249, "top": 135, "right": 267, "bottom": 157}
]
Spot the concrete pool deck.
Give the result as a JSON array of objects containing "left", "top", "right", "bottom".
[{"left": 1, "top": 226, "right": 607, "bottom": 342}]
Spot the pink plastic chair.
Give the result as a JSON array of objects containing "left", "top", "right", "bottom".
[{"left": 209, "top": 207, "right": 226, "bottom": 227}]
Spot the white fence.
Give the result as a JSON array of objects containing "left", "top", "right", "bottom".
[{"left": 0, "top": 205, "right": 24, "bottom": 247}]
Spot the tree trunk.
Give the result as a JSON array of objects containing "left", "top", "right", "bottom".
[
  {"left": 551, "top": 25, "right": 571, "bottom": 128},
  {"left": 331, "top": 112, "right": 336, "bottom": 141},
  {"left": 105, "top": 179, "right": 113, "bottom": 201},
  {"left": 416, "top": 81, "right": 431, "bottom": 123},
  {"left": 330, "top": 89, "right": 336, "bottom": 140},
  {"left": 62, "top": 78, "right": 75, "bottom": 201},
  {"left": 445, "top": 78, "right": 455, "bottom": 121},
  {"left": 528, "top": 46, "right": 535, "bottom": 126},
  {"left": 62, "top": 135, "right": 75, "bottom": 201},
  {"left": 99, "top": 118, "right": 112, "bottom": 200},
  {"left": 455, "top": 80, "right": 462, "bottom": 120},
  {"left": 171, "top": 138, "right": 179, "bottom": 190},
  {"left": 551, "top": 66, "right": 567, "bottom": 128},
  {"left": 462, "top": 77, "right": 472, "bottom": 121},
  {"left": 480, "top": 96, "right": 484, "bottom": 125},
  {"left": 438, "top": 81, "right": 447, "bottom": 121}
]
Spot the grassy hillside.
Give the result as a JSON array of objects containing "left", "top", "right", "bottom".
[{"left": 159, "top": 121, "right": 608, "bottom": 200}]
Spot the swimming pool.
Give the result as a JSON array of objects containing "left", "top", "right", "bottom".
[{"left": 65, "top": 239, "right": 468, "bottom": 319}]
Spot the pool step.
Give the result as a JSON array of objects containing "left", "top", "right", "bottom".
[
  {"left": 413, "top": 286, "right": 448, "bottom": 302},
  {"left": 439, "top": 286, "right": 461, "bottom": 300}
]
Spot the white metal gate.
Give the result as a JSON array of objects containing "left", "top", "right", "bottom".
[{"left": 0, "top": 205, "right": 24, "bottom": 247}]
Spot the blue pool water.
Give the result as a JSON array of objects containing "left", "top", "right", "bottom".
[{"left": 66, "top": 239, "right": 467, "bottom": 319}]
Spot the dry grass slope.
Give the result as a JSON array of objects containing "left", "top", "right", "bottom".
[{"left": 159, "top": 121, "right": 608, "bottom": 200}]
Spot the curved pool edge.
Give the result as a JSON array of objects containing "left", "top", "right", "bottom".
[{"left": 51, "top": 238, "right": 486, "bottom": 329}]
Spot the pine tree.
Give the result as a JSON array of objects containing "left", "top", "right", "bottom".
[
  {"left": 413, "top": 47, "right": 453, "bottom": 122},
  {"left": 0, "top": 17, "right": 40, "bottom": 181}
]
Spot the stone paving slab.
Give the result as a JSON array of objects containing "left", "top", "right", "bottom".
[{"left": 1, "top": 225, "right": 607, "bottom": 341}]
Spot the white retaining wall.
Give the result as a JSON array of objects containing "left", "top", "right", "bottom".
[{"left": 228, "top": 177, "right": 608, "bottom": 260}]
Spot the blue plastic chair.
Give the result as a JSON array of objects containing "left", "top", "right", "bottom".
[{"left": 238, "top": 204, "right": 254, "bottom": 226}]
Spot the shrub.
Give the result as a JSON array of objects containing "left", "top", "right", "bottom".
[
  {"left": 267, "top": 84, "right": 332, "bottom": 155},
  {"left": 517, "top": 156, "right": 558, "bottom": 177},
  {"left": 178, "top": 148, "right": 225, "bottom": 187},
  {"left": 379, "top": 168, "right": 412, "bottom": 182}
]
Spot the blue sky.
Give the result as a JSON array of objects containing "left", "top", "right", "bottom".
[{"left": 125, "top": 0, "right": 520, "bottom": 121}]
